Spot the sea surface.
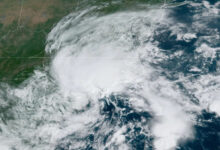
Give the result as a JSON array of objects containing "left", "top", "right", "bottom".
[{"left": 0, "top": 0, "right": 220, "bottom": 150}]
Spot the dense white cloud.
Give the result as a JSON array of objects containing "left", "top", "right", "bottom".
[{"left": 1, "top": 1, "right": 220, "bottom": 149}]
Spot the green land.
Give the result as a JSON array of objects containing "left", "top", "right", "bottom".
[{"left": 0, "top": 0, "right": 166, "bottom": 86}]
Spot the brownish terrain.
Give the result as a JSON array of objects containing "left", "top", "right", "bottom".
[
  {"left": 0, "top": 0, "right": 78, "bottom": 85},
  {"left": 0, "top": 0, "right": 165, "bottom": 85}
]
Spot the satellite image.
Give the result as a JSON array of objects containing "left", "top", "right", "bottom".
[{"left": 0, "top": 0, "right": 220, "bottom": 150}]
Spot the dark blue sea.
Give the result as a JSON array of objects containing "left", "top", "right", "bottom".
[{"left": 1, "top": 0, "right": 220, "bottom": 150}]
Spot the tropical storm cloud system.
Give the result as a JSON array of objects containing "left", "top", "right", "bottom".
[{"left": 0, "top": 0, "right": 220, "bottom": 150}]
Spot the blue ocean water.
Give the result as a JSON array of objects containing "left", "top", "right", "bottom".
[
  {"left": 54, "top": 0, "right": 220, "bottom": 149},
  {"left": 0, "top": 0, "right": 220, "bottom": 150}
]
